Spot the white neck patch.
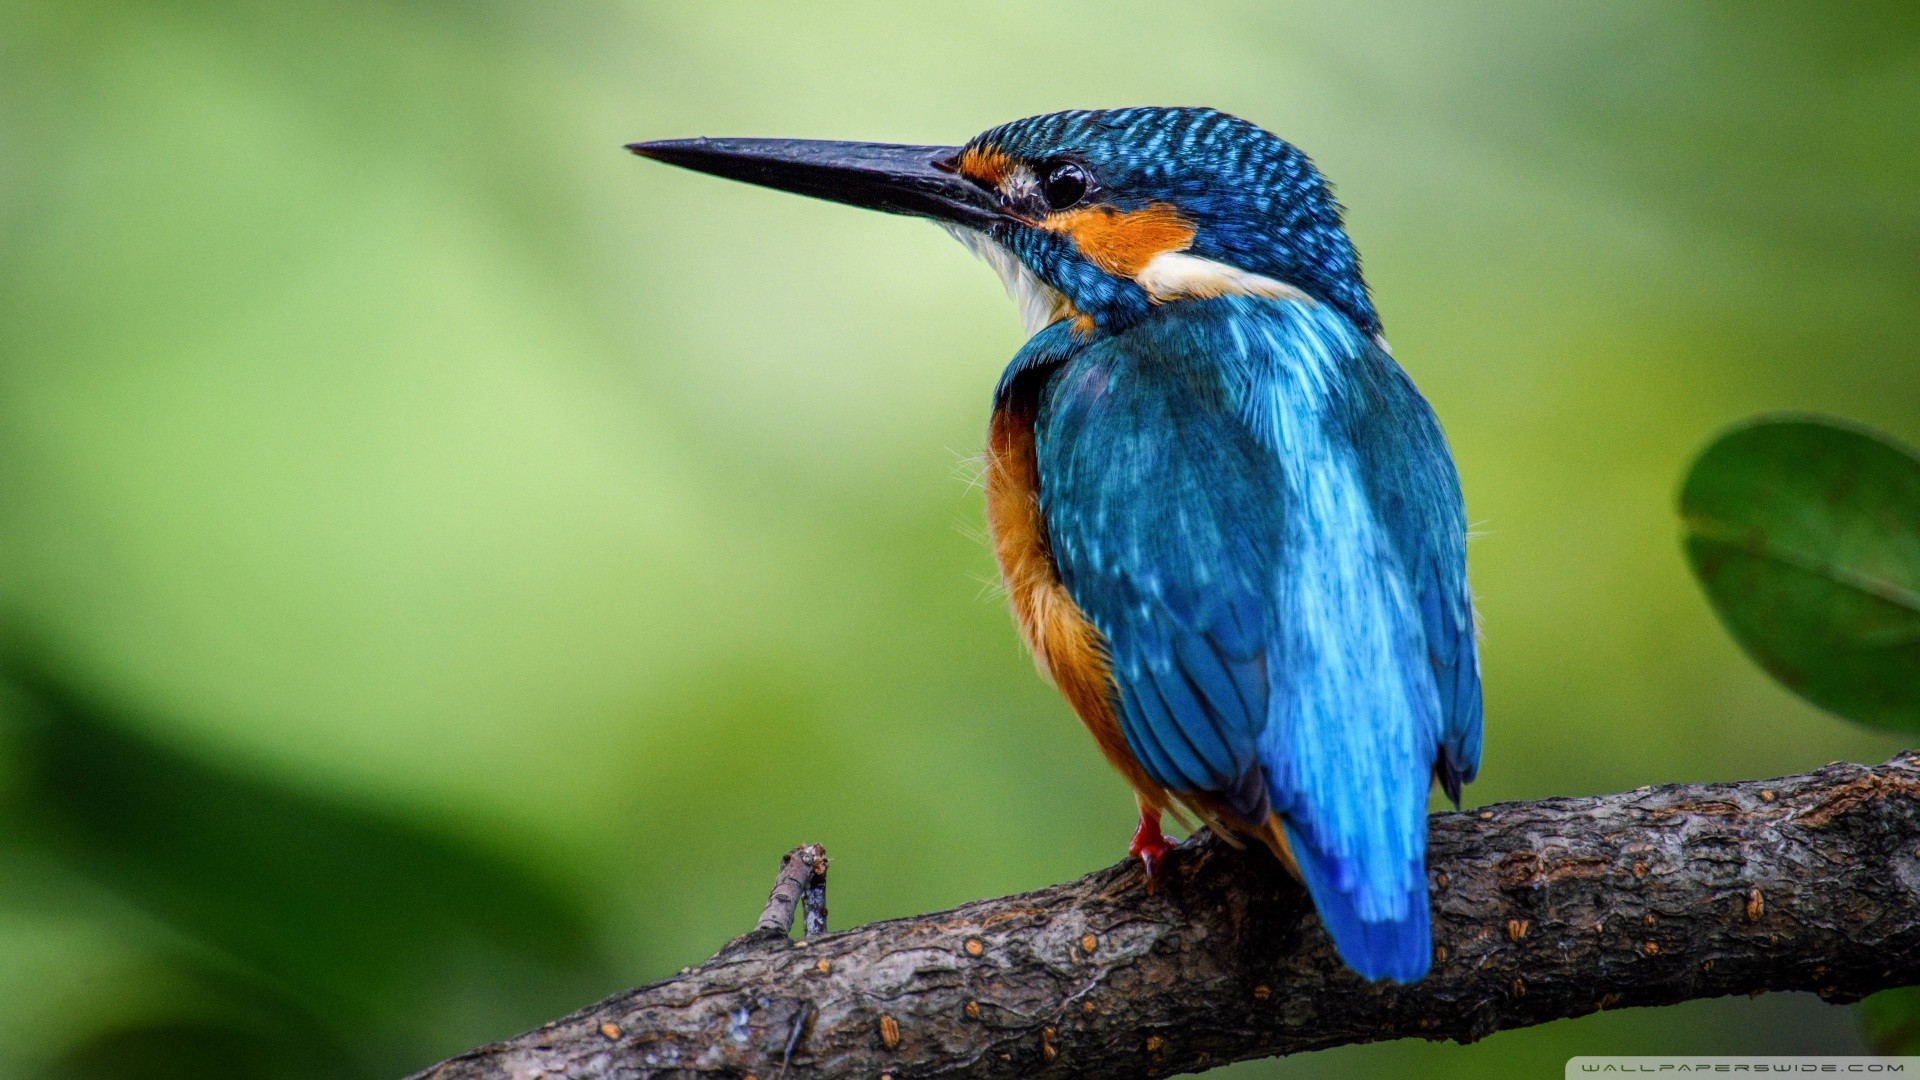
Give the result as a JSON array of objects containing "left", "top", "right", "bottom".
[
  {"left": 942, "top": 225, "right": 1073, "bottom": 337},
  {"left": 1134, "top": 251, "right": 1310, "bottom": 305}
]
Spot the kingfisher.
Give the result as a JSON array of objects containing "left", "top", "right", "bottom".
[{"left": 630, "top": 107, "right": 1481, "bottom": 983}]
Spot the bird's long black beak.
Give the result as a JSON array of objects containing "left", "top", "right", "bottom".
[{"left": 627, "top": 137, "right": 1002, "bottom": 229}]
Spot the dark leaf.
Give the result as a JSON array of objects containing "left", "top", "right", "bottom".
[
  {"left": 1680, "top": 414, "right": 1920, "bottom": 730},
  {"left": 0, "top": 657, "right": 615, "bottom": 1075},
  {"left": 42, "top": 1018, "right": 347, "bottom": 1080}
]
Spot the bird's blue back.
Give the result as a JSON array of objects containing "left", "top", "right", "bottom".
[{"left": 1028, "top": 294, "right": 1480, "bottom": 982}]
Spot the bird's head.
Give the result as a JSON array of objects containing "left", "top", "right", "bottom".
[{"left": 631, "top": 107, "right": 1377, "bottom": 339}]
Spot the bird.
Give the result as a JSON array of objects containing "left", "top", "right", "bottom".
[{"left": 629, "top": 107, "right": 1481, "bottom": 983}]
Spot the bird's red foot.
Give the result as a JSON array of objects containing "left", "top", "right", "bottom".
[{"left": 1129, "top": 808, "right": 1175, "bottom": 892}]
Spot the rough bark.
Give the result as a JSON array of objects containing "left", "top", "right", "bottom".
[
  {"left": 411, "top": 753, "right": 1920, "bottom": 1080},
  {"left": 751, "top": 843, "right": 828, "bottom": 939}
]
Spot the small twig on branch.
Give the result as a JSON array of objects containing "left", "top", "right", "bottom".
[
  {"left": 754, "top": 844, "right": 830, "bottom": 938},
  {"left": 410, "top": 753, "right": 1920, "bottom": 1080}
]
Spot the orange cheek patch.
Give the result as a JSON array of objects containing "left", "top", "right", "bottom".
[
  {"left": 1042, "top": 202, "right": 1195, "bottom": 278},
  {"left": 954, "top": 145, "right": 1014, "bottom": 187}
]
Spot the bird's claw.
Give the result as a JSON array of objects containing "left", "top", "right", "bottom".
[{"left": 1129, "top": 810, "right": 1176, "bottom": 893}]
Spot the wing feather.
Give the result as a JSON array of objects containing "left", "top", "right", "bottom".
[
  {"left": 1347, "top": 355, "right": 1483, "bottom": 802},
  {"left": 1039, "top": 333, "right": 1274, "bottom": 798}
]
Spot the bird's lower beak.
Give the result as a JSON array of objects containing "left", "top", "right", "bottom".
[{"left": 627, "top": 137, "right": 1002, "bottom": 229}]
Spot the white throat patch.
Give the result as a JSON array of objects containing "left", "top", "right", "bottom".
[{"left": 942, "top": 225, "right": 1073, "bottom": 337}]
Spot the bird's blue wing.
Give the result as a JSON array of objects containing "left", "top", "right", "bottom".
[
  {"left": 1346, "top": 348, "right": 1482, "bottom": 801},
  {"left": 1035, "top": 327, "right": 1280, "bottom": 814}
]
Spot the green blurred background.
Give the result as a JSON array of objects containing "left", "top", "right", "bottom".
[{"left": 1, "top": 1, "right": 1916, "bottom": 1076}]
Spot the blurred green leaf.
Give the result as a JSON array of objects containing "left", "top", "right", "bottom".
[
  {"left": 1681, "top": 415, "right": 1920, "bottom": 731},
  {"left": 1861, "top": 988, "right": 1920, "bottom": 1055},
  {"left": 42, "top": 1019, "right": 344, "bottom": 1080},
  {"left": 0, "top": 658, "right": 615, "bottom": 1077}
]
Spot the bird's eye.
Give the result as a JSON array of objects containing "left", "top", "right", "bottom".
[{"left": 1041, "top": 162, "right": 1089, "bottom": 210}]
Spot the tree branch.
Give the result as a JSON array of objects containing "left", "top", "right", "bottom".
[
  {"left": 410, "top": 753, "right": 1920, "bottom": 1079},
  {"left": 751, "top": 844, "right": 829, "bottom": 939}
]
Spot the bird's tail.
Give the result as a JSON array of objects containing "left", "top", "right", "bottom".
[
  {"left": 1238, "top": 810, "right": 1428, "bottom": 981},
  {"left": 1283, "top": 820, "right": 1430, "bottom": 983}
]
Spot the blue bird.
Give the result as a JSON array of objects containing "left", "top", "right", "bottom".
[{"left": 630, "top": 107, "right": 1481, "bottom": 983}]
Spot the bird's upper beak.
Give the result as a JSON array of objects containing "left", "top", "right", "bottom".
[{"left": 627, "top": 137, "right": 1002, "bottom": 229}]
